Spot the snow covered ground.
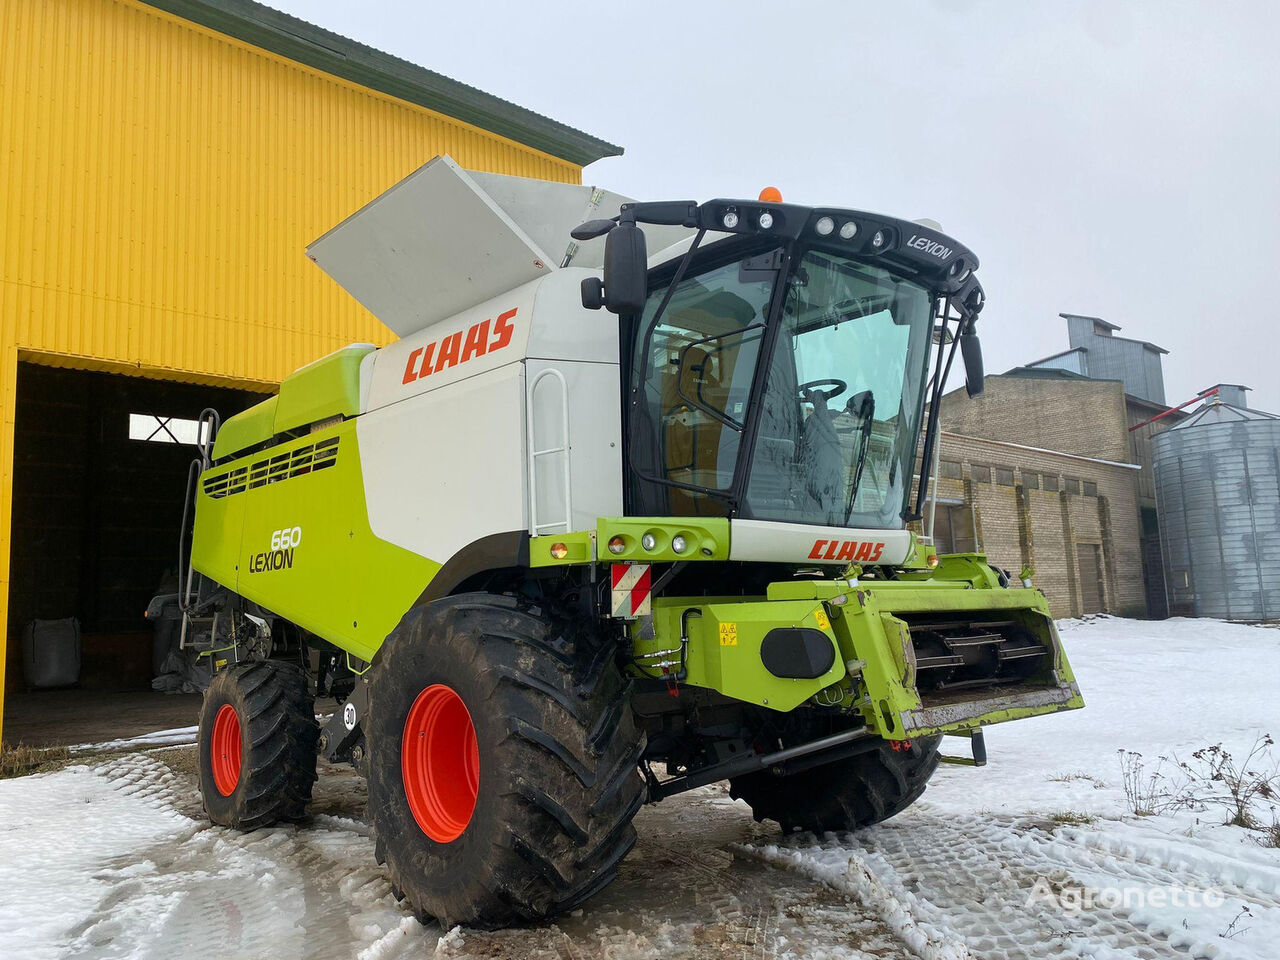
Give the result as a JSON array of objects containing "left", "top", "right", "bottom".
[
  {"left": 747, "top": 617, "right": 1280, "bottom": 959},
  {"left": 69, "top": 724, "right": 198, "bottom": 754},
  {"left": 1, "top": 617, "right": 1278, "bottom": 959}
]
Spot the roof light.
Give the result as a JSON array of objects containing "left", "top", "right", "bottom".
[
  {"left": 814, "top": 216, "right": 835, "bottom": 236},
  {"left": 758, "top": 186, "right": 782, "bottom": 203},
  {"left": 722, "top": 209, "right": 739, "bottom": 229},
  {"left": 839, "top": 221, "right": 858, "bottom": 240},
  {"left": 757, "top": 211, "right": 774, "bottom": 230},
  {"left": 871, "top": 229, "right": 886, "bottom": 248}
]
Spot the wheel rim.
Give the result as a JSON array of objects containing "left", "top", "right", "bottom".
[
  {"left": 211, "top": 703, "right": 242, "bottom": 797},
  {"left": 401, "top": 684, "right": 480, "bottom": 842}
]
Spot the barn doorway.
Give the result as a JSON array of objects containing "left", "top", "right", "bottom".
[
  {"left": 1076, "top": 542, "right": 1106, "bottom": 615},
  {"left": 3, "top": 362, "right": 263, "bottom": 747}
]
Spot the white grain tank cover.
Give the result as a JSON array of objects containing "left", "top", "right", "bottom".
[{"left": 305, "top": 155, "right": 635, "bottom": 338}]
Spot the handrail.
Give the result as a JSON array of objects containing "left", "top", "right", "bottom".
[{"left": 526, "top": 367, "right": 573, "bottom": 535}]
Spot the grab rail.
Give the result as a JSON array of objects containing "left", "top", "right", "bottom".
[{"left": 526, "top": 367, "right": 573, "bottom": 535}]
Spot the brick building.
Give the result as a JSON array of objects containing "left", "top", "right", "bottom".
[
  {"left": 926, "top": 428, "right": 1145, "bottom": 619},
  {"left": 932, "top": 374, "right": 1152, "bottom": 619}
]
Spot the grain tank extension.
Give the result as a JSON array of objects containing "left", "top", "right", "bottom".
[{"left": 177, "top": 156, "right": 1083, "bottom": 927}]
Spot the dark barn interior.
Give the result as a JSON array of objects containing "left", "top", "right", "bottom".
[{"left": 3, "top": 362, "right": 262, "bottom": 745}]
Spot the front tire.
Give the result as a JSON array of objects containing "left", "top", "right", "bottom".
[
  {"left": 197, "top": 660, "right": 318, "bottom": 829},
  {"left": 729, "top": 736, "right": 940, "bottom": 833},
  {"left": 365, "top": 593, "right": 646, "bottom": 929}
]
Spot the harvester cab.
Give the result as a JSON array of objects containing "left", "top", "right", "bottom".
[{"left": 177, "top": 155, "right": 1083, "bottom": 928}]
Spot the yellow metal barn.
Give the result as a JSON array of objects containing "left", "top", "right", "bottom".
[{"left": 0, "top": 0, "right": 619, "bottom": 745}]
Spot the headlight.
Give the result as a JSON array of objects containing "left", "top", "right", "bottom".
[
  {"left": 757, "top": 211, "right": 774, "bottom": 230},
  {"left": 722, "top": 209, "right": 739, "bottom": 229},
  {"left": 671, "top": 535, "right": 688, "bottom": 554},
  {"left": 641, "top": 533, "right": 658, "bottom": 551},
  {"left": 814, "top": 216, "right": 835, "bottom": 236},
  {"left": 871, "top": 229, "right": 886, "bottom": 248},
  {"left": 839, "top": 221, "right": 858, "bottom": 240}
]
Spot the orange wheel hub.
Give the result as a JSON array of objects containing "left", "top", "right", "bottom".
[
  {"left": 401, "top": 684, "right": 480, "bottom": 842},
  {"left": 211, "top": 703, "right": 242, "bottom": 796}
]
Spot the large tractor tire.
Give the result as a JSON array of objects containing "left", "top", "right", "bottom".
[
  {"left": 365, "top": 593, "right": 646, "bottom": 929},
  {"left": 729, "top": 736, "right": 941, "bottom": 833},
  {"left": 197, "top": 659, "right": 318, "bottom": 829}
]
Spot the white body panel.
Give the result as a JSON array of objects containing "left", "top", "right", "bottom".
[
  {"left": 357, "top": 363, "right": 528, "bottom": 563},
  {"left": 526, "top": 358, "right": 623, "bottom": 535},
  {"left": 526, "top": 268, "right": 621, "bottom": 364},
  {"left": 363, "top": 281, "right": 541, "bottom": 413},
  {"left": 729, "top": 519, "right": 913, "bottom": 566},
  {"left": 355, "top": 267, "right": 623, "bottom": 559},
  {"left": 362, "top": 270, "right": 621, "bottom": 415}
]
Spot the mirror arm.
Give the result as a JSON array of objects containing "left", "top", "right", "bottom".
[
  {"left": 620, "top": 201, "right": 701, "bottom": 228},
  {"left": 910, "top": 302, "right": 963, "bottom": 522}
]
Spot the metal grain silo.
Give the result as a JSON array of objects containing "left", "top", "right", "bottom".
[{"left": 1152, "top": 399, "right": 1280, "bottom": 620}]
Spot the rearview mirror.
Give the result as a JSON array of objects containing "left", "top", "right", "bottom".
[
  {"left": 600, "top": 221, "right": 648, "bottom": 315},
  {"left": 960, "top": 330, "right": 984, "bottom": 398}
]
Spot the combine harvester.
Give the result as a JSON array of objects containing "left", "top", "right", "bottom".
[{"left": 178, "top": 157, "right": 1083, "bottom": 927}]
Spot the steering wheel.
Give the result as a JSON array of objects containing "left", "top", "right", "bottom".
[{"left": 798, "top": 378, "right": 848, "bottom": 403}]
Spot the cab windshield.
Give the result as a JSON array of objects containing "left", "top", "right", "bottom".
[{"left": 627, "top": 246, "right": 933, "bottom": 527}]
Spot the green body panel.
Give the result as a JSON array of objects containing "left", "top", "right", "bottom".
[
  {"left": 596, "top": 517, "right": 730, "bottom": 562},
  {"left": 212, "top": 395, "right": 278, "bottom": 461},
  {"left": 642, "top": 597, "right": 844, "bottom": 712},
  {"left": 529, "top": 518, "right": 733, "bottom": 567},
  {"left": 192, "top": 420, "right": 439, "bottom": 661},
  {"left": 632, "top": 555, "right": 1083, "bottom": 739},
  {"left": 530, "top": 531, "right": 596, "bottom": 566},
  {"left": 274, "top": 344, "right": 375, "bottom": 434},
  {"left": 210, "top": 345, "right": 373, "bottom": 462}
]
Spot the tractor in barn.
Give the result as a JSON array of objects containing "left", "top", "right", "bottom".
[{"left": 177, "top": 156, "right": 1083, "bottom": 927}]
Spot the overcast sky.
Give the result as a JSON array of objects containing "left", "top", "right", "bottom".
[{"left": 274, "top": 0, "right": 1279, "bottom": 412}]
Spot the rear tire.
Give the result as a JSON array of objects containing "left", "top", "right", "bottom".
[
  {"left": 197, "top": 660, "right": 318, "bottom": 829},
  {"left": 365, "top": 593, "right": 646, "bottom": 929},
  {"left": 729, "top": 736, "right": 940, "bottom": 833}
]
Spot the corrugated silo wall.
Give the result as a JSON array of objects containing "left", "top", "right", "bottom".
[{"left": 1152, "top": 420, "right": 1280, "bottom": 620}]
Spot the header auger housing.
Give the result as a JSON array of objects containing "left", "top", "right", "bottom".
[{"left": 177, "top": 156, "right": 1082, "bottom": 928}]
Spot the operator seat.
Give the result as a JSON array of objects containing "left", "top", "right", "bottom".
[
  {"left": 798, "top": 388, "right": 845, "bottom": 521},
  {"left": 662, "top": 346, "right": 726, "bottom": 514}
]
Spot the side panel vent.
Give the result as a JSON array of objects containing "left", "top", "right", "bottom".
[{"left": 203, "top": 436, "right": 339, "bottom": 500}]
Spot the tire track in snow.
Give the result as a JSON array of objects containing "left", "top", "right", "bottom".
[
  {"left": 79, "top": 753, "right": 911, "bottom": 958},
  {"left": 741, "top": 810, "right": 1280, "bottom": 960},
  {"left": 70, "top": 753, "right": 439, "bottom": 960}
]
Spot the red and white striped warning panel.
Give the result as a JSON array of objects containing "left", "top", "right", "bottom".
[{"left": 611, "top": 563, "right": 651, "bottom": 618}]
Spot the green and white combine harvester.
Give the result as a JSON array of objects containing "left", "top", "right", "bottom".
[{"left": 179, "top": 157, "right": 1083, "bottom": 927}]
